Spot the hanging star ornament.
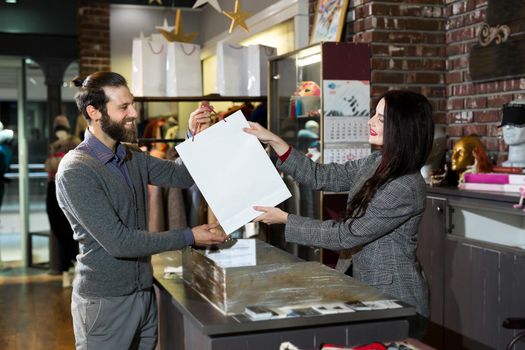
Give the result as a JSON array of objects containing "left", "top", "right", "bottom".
[
  {"left": 148, "top": 0, "right": 162, "bottom": 4},
  {"left": 223, "top": 0, "right": 251, "bottom": 33},
  {"left": 156, "top": 10, "right": 198, "bottom": 43},
  {"left": 156, "top": 18, "right": 174, "bottom": 33},
  {"left": 192, "top": 0, "right": 222, "bottom": 13}
]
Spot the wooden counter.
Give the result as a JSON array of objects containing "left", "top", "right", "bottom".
[{"left": 152, "top": 246, "right": 416, "bottom": 350}]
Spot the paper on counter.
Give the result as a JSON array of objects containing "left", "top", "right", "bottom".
[
  {"left": 163, "top": 266, "right": 183, "bottom": 279},
  {"left": 204, "top": 239, "right": 256, "bottom": 268}
]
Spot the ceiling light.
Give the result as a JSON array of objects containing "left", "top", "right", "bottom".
[{"left": 5, "top": 0, "right": 17, "bottom": 4}]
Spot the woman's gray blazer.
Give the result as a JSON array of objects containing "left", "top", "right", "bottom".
[{"left": 278, "top": 148, "right": 429, "bottom": 317}]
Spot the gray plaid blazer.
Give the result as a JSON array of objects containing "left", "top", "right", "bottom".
[{"left": 278, "top": 148, "right": 429, "bottom": 317}]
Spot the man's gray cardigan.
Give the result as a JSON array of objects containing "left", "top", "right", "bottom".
[
  {"left": 278, "top": 148, "right": 429, "bottom": 317},
  {"left": 56, "top": 145, "right": 194, "bottom": 297}
]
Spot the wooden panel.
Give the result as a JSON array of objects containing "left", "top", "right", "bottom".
[
  {"left": 444, "top": 239, "right": 471, "bottom": 348},
  {"left": 479, "top": 248, "right": 501, "bottom": 348},
  {"left": 417, "top": 197, "right": 446, "bottom": 349},
  {"left": 501, "top": 251, "right": 525, "bottom": 350},
  {"left": 469, "top": 0, "right": 525, "bottom": 82},
  {"left": 444, "top": 238, "right": 525, "bottom": 350},
  {"left": 418, "top": 190, "right": 525, "bottom": 350},
  {"left": 500, "top": 251, "right": 517, "bottom": 350},
  {"left": 206, "top": 320, "right": 407, "bottom": 350},
  {"left": 469, "top": 37, "right": 525, "bottom": 82},
  {"left": 417, "top": 198, "right": 443, "bottom": 321},
  {"left": 322, "top": 42, "right": 370, "bottom": 81},
  {"left": 486, "top": 0, "right": 525, "bottom": 26},
  {"left": 155, "top": 285, "right": 185, "bottom": 350}
]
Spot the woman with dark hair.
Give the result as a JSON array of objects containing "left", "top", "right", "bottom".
[{"left": 244, "top": 90, "right": 434, "bottom": 332}]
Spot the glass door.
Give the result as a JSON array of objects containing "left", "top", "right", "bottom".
[
  {"left": 0, "top": 57, "right": 50, "bottom": 267},
  {"left": 0, "top": 57, "right": 80, "bottom": 268}
]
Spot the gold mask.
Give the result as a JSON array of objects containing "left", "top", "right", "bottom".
[{"left": 451, "top": 135, "right": 487, "bottom": 173}]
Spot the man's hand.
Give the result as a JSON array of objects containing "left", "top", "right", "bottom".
[
  {"left": 252, "top": 206, "right": 289, "bottom": 225},
  {"left": 191, "top": 222, "right": 228, "bottom": 246},
  {"left": 189, "top": 101, "right": 215, "bottom": 135}
]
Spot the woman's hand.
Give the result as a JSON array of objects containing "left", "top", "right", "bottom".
[
  {"left": 252, "top": 206, "right": 289, "bottom": 225},
  {"left": 189, "top": 101, "right": 214, "bottom": 134},
  {"left": 243, "top": 122, "right": 289, "bottom": 156}
]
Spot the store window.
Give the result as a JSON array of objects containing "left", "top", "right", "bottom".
[{"left": 0, "top": 57, "right": 78, "bottom": 267}]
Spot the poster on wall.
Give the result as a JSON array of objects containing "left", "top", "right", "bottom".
[
  {"left": 323, "top": 80, "right": 370, "bottom": 117},
  {"left": 310, "top": 0, "right": 349, "bottom": 44}
]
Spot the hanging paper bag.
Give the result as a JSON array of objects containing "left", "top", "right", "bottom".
[
  {"left": 246, "top": 44, "right": 276, "bottom": 96},
  {"left": 166, "top": 42, "right": 202, "bottom": 97},
  {"left": 216, "top": 42, "right": 248, "bottom": 96},
  {"left": 131, "top": 33, "right": 166, "bottom": 97}
]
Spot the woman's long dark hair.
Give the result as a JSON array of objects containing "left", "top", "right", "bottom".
[{"left": 345, "top": 90, "right": 435, "bottom": 229}]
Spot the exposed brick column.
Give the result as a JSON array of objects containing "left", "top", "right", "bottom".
[
  {"left": 78, "top": 1, "right": 110, "bottom": 76},
  {"left": 346, "top": 0, "right": 447, "bottom": 127}
]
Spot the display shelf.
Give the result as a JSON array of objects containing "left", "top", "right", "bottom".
[
  {"left": 133, "top": 94, "right": 267, "bottom": 102},
  {"left": 267, "top": 42, "right": 371, "bottom": 264}
]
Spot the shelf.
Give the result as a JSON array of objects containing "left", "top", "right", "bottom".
[{"left": 134, "top": 94, "right": 267, "bottom": 102}]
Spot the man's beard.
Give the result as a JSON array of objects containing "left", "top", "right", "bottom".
[{"left": 100, "top": 110, "right": 137, "bottom": 143}]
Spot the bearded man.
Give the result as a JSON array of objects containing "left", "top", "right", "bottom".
[{"left": 56, "top": 71, "right": 227, "bottom": 350}]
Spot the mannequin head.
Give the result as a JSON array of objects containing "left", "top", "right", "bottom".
[
  {"left": 451, "top": 135, "right": 488, "bottom": 173},
  {"left": 500, "top": 100, "right": 525, "bottom": 145},
  {"left": 0, "top": 121, "right": 14, "bottom": 144},
  {"left": 53, "top": 115, "right": 71, "bottom": 140},
  {"left": 297, "top": 120, "right": 320, "bottom": 149},
  {"left": 500, "top": 100, "right": 525, "bottom": 166},
  {"left": 304, "top": 120, "right": 319, "bottom": 135}
]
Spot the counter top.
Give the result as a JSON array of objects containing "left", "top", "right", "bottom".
[
  {"left": 152, "top": 249, "right": 416, "bottom": 336},
  {"left": 426, "top": 185, "right": 525, "bottom": 217},
  {"left": 427, "top": 185, "right": 520, "bottom": 203}
]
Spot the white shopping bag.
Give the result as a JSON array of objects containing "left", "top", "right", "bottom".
[
  {"left": 216, "top": 42, "right": 248, "bottom": 96},
  {"left": 131, "top": 33, "right": 166, "bottom": 97},
  {"left": 176, "top": 111, "right": 291, "bottom": 234},
  {"left": 246, "top": 44, "right": 276, "bottom": 96},
  {"left": 166, "top": 42, "right": 202, "bottom": 97}
]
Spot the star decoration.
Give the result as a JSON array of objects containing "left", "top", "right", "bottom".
[
  {"left": 223, "top": 0, "right": 251, "bottom": 33},
  {"left": 148, "top": 0, "right": 162, "bottom": 4},
  {"left": 156, "top": 10, "right": 198, "bottom": 43},
  {"left": 192, "top": 0, "right": 222, "bottom": 13},
  {"left": 156, "top": 18, "right": 174, "bottom": 32}
]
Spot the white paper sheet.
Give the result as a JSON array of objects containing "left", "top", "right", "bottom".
[{"left": 176, "top": 111, "right": 291, "bottom": 234}]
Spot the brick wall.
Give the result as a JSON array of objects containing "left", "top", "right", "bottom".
[
  {"left": 444, "top": 0, "right": 524, "bottom": 164},
  {"left": 78, "top": 1, "right": 110, "bottom": 76},
  {"left": 347, "top": 0, "right": 447, "bottom": 132},
  {"left": 75, "top": 1, "right": 524, "bottom": 164},
  {"left": 345, "top": 0, "right": 525, "bottom": 164}
]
